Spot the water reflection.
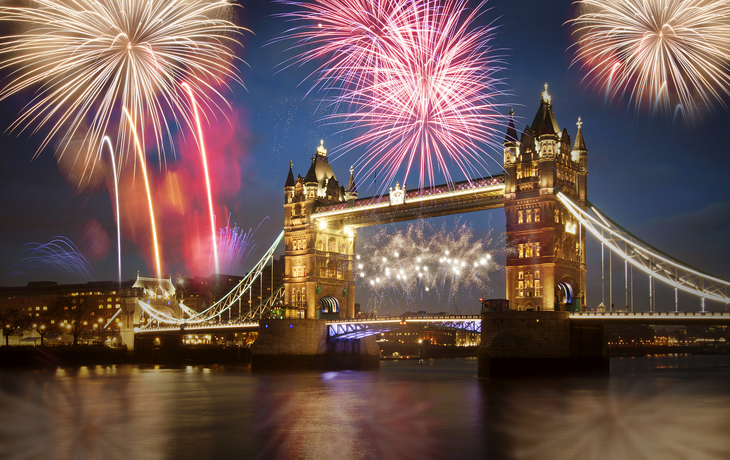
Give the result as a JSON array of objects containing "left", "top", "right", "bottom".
[
  {"left": 0, "top": 356, "right": 728, "bottom": 460},
  {"left": 0, "top": 368, "right": 167, "bottom": 460}
]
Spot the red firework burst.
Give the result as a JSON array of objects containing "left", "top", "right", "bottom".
[{"left": 275, "top": 0, "right": 509, "bottom": 191}]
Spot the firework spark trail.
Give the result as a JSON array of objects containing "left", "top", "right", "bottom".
[
  {"left": 275, "top": 0, "right": 509, "bottom": 192},
  {"left": 568, "top": 0, "right": 730, "bottom": 123},
  {"left": 0, "top": 0, "right": 246, "bottom": 178},
  {"left": 355, "top": 220, "right": 501, "bottom": 315},
  {"left": 99, "top": 136, "right": 121, "bottom": 286},
  {"left": 182, "top": 82, "right": 218, "bottom": 275},
  {"left": 0, "top": 236, "right": 99, "bottom": 282},
  {"left": 124, "top": 107, "right": 162, "bottom": 280},
  {"left": 216, "top": 215, "right": 264, "bottom": 276}
]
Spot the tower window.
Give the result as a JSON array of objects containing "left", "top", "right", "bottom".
[
  {"left": 526, "top": 210, "right": 532, "bottom": 223},
  {"left": 518, "top": 211, "right": 523, "bottom": 224},
  {"left": 535, "top": 208, "right": 541, "bottom": 222}
]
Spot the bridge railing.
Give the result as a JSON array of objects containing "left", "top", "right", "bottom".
[{"left": 571, "top": 311, "right": 730, "bottom": 319}]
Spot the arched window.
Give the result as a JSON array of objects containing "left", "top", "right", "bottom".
[
  {"left": 554, "top": 209, "right": 560, "bottom": 223},
  {"left": 518, "top": 244, "right": 524, "bottom": 258},
  {"left": 328, "top": 237, "right": 336, "bottom": 252},
  {"left": 535, "top": 208, "right": 541, "bottom": 222},
  {"left": 518, "top": 211, "right": 523, "bottom": 224},
  {"left": 526, "top": 210, "right": 532, "bottom": 223}
]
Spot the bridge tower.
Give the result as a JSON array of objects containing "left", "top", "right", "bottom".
[
  {"left": 283, "top": 141, "right": 358, "bottom": 319},
  {"left": 503, "top": 84, "right": 588, "bottom": 312}
]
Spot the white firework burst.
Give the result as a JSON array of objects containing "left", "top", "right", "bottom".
[
  {"left": 0, "top": 0, "right": 246, "bottom": 178},
  {"left": 569, "top": 0, "right": 730, "bottom": 123}
]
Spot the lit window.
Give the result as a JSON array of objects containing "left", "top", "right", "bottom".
[
  {"left": 517, "top": 211, "right": 523, "bottom": 224},
  {"left": 526, "top": 210, "right": 532, "bottom": 223},
  {"left": 99, "top": 305, "right": 103, "bottom": 309},
  {"left": 43, "top": 306, "right": 47, "bottom": 311},
  {"left": 518, "top": 271, "right": 523, "bottom": 280},
  {"left": 535, "top": 243, "right": 541, "bottom": 257},
  {"left": 535, "top": 208, "right": 541, "bottom": 222},
  {"left": 518, "top": 281, "right": 524, "bottom": 297},
  {"left": 518, "top": 244, "right": 524, "bottom": 258},
  {"left": 554, "top": 209, "right": 560, "bottom": 223},
  {"left": 107, "top": 305, "right": 112, "bottom": 309}
]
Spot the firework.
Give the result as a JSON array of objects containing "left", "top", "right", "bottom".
[
  {"left": 216, "top": 215, "right": 262, "bottom": 276},
  {"left": 124, "top": 107, "right": 162, "bottom": 280},
  {"left": 0, "top": 0, "right": 245, "bottom": 175},
  {"left": 183, "top": 82, "right": 219, "bottom": 274},
  {"left": 355, "top": 219, "right": 502, "bottom": 315},
  {"left": 568, "top": 0, "right": 730, "bottom": 122},
  {"left": 0, "top": 236, "right": 98, "bottom": 283},
  {"left": 275, "top": 0, "right": 508, "bottom": 191},
  {"left": 99, "top": 136, "right": 121, "bottom": 285}
]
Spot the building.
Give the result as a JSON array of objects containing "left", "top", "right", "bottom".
[
  {"left": 503, "top": 84, "right": 588, "bottom": 312},
  {"left": 0, "top": 280, "right": 133, "bottom": 325},
  {"left": 283, "top": 140, "right": 358, "bottom": 319}
]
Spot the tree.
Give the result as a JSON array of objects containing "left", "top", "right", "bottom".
[
  {"left": 0, "top": 308, "right": 24, "bottom": 346},
  {"left": 32, "top": 320, "right": 59, "bottom": 346},
  {"left": 49, "top": 296, "right": 96, "bottom": 346}
]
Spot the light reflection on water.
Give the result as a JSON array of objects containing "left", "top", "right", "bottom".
[{"left": 0, "top": 355, "right": 729, "bottom": 460}]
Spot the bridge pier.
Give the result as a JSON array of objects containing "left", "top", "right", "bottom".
[
  {"left": 478, "top": 311, "right": 609, "bottom": 378},
  {"left": 251, "top": 319, "right": 379, "bottom": 370}
]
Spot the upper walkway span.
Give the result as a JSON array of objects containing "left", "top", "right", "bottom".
[{"left": 311, "top": 176, "right": 505, "bottom": 227}]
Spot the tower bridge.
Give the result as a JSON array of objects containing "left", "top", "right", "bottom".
[{"left": 129, "top": 85, "right": 730, "bottom": 376}]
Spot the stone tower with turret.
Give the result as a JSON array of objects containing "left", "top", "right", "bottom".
[
  {"left": 283, "top": 141, "right": 358, "bottom": 319},
  {"left": 503, "top": 85, "right": 588, "bottom": 312}
]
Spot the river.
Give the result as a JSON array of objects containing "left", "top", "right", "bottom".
[{"left": 0, "top": 354, "right": 728, "bottom": 459}]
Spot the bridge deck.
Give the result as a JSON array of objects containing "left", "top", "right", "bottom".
[{"left": 134, "top": 312, "right": 730, "bottom": 334}]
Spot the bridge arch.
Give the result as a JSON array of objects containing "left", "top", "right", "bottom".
[
  {"left": 318, "top": 296, "right": 340, "bottom": 319},
  {"left": 556, "top": 277, "right": 578, "bottom": 312}
]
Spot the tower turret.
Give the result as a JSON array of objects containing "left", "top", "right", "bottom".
[
  {"left": 345, "top": 165, "right": 358, "bottom": 200},
  {"left": 284, "top": 159, "right": 295, "bottom": 204},
  {"left": 503, "top": 108, "right": 518, "bottom": 164},
  {"left": 572, "top": 117, "right": 588, "bottom": 206}
]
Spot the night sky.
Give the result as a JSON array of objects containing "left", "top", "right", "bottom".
[{"left": 1, "top": 0, "right": 729, "bottom": 314}]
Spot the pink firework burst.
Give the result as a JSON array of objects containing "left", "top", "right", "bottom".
[{"left": 275, "top": 0, "right": 509, "bottom": 191}]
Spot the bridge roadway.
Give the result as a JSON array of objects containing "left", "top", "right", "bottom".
[{"left": 134, "top": 311, "right": 730, "bottom": 337}]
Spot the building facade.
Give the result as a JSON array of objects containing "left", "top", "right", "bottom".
[
  {"left": 503, "top": 84, "right": 588, "bottom": 311},
  {"left": 283, "top": 141, "right": 358, "bottom": 319}
]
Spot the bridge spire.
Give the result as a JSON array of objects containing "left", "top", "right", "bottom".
[
  {"left": 285, "top": 159, "right": 295, "bottom": 187},
  {"left": 573, "top": 117, "right": 587, "bottom": 152},
  {"left": 504, "top": 108, "right": 518, "bottom": 146}
]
